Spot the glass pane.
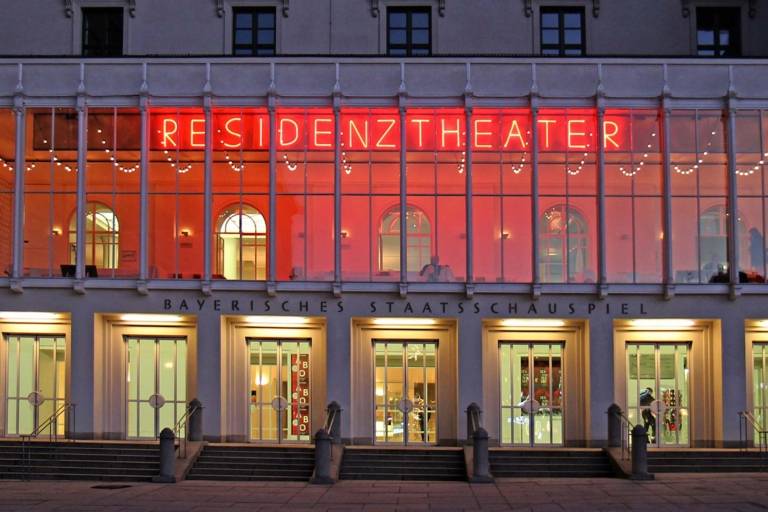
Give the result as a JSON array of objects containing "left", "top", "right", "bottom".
[
  {"left": 564, "top": 29, "right": 581, "bottom": 45},
  {"left": 412, "top": 12, "right": 430, "bottom": 29},
  {"left": 541, "top": 13, "right": 559, "bottom": 29},
  {"left": 542, "top": 29, "right": 559, "bottom": 45},
  {"left": 563, "top": 13, "right": 581, "bottom": 28},
  {"left": 389, "top": 12, "right": 407, "bottom": 28},
  {"left": 235, "top": 13, "right": 252, "bottom": 29},
  {"left": 258, "top": 12, "right": 275, "bottom": 29},
  {"left": 389, "top": 29, "right": 406, "bottom": 45}
]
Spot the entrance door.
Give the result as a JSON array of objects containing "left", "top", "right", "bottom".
[
  {"left": 499, "top": 343, "right": 563, "bottom": 446},
  {"left": 627, "top": 343, "right": 690, "bottom": 447},
  {"left": 248, "top": 339, "right": 311, "bottom": 443},
  {"left": 752, "top": 344, "right": 768, "bottom": 433},
  {"left": 126, "top": 337, "right": 187, "bottom": 439},
  {"left": 374, "top": 341, "right": 437, "bottom": 445},
  {"left": 5, "top": 335, "right": 66, "bottom": 436}
]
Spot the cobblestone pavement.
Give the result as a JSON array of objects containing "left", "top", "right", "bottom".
[{"left": 0, "top": 474, "right": 768, "bottom": 511}]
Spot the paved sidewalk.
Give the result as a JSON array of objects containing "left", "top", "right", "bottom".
[{"left": 0, "top": 473, "right": 767, "bottom": 511}]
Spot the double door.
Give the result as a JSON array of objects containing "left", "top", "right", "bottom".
[
  {"left": 126, "top": 337, "right": 187, "bottom": 439},
  {"left": 374, "top": 341, "right": 437, "bottom": 445},
  {"left": 627, "top": 343, "right": 690, "bottom": 447},
  {"left": 5, "top": 335, "right": 66, "bottom": 436},
  {"left": 248, "top": 339, "right": 311, "bottom": 443},
  {"left": 500, "top": 342, "right": 563, "bottom": 446}
]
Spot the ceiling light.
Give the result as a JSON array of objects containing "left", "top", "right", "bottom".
[
  {"left": 500, "top": 319, "right": 566, "bottom": 327},
  {"left": 0, "top": 312, "right": 60, "bottom": 321},
  {"left": 372, "top": 318, "right": 438, "bottom": 326},
  {"left": 629, "top": 319, "right": 695, "bottom": 328},
  {"left": 120, "top": 314, "right": 185, "bottom": 323},
  {"left": 243, "top": 316, "right": 310, "bottom": 325}
]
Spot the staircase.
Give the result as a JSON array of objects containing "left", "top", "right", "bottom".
[
  {"left": 648, "top": 449, "right": 768, "bottom": 473},
  {"left": 0, "top": 440, "right": 159, "bottom": 481},
  {"left": 339, "top": 447, "right": 466, "bottom": 481},
  {"left": 186, "top": 444, "right": 315, "bottom": 481},
  {"left": 489, "top": 448, "right": 614, "bottom": 478}
]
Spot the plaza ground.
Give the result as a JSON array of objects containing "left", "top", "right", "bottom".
[{"left": 0, "top": 474, "right": 768, "bottom": 511}]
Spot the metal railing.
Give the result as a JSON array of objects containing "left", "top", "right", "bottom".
[
  {"left": 322, "top": 401, "right": 341, "bottom": 442},
  {"left": 617, "top": 410, "right": 636, "bottom": 461},
  {"left": 467, "top": 402, "right": 482, "bottom": 440},
  {"left": 739, "top": 410, "right": 768, "bottom": 455},
  {"left": 20, "top": 402, "right": 76, "bottom": 480},
  {"left": 171, "top": 401, "right": 200, "bottom": 459}
]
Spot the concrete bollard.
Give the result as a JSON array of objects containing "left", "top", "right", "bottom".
[
  {"left": 607, "top": 403, "right": 622, "bottom": 448},
  {"left": 153, "top": 428, "right": 176, "bottom": 483},
  {"left": 311, "top": 428, "right": 334, "bottom": 484},
  {"left": 326, "top": 401, "right": 342, "bottom": 444},
  {"left": 630, "top": 425, "right": 653, "bottom": 480},
  {"left": 188, "top": 399, "right": 203, "bottom": 442},
  {"left": 471, "top": 427, "right": 493, "bottom": 483}
]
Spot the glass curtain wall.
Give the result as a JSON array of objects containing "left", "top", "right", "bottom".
[
  {"left": 276, "top": 109, "right": 334, "bottom": 281},
  {"left": 605, "top": 109, "right": 664, "bottom": 283},
  {"left": 538, "top": 109, "right": 598, "bottom": 283},
  {"left": 23, "top": 108, "right": 78, "bottom": 278},
  {"left": 670, "top": 110, "right": 728, "bottom": 284},
  {"left": 340, "top": 108, "right": 401, "bottom": 281},
  {"left": 82, "top": 108, "right": 140, "bottom": 278},
  {"left": 735, "top": 110, "right": 768, "bottom": 283},
  {"left": 212, "top": 108, "right": 269, "bottom": 280},
  {"left": 0, "top": 110, "right": 14, "bottom": 275},
  {"left": 9, "top": 105, "right": 766, "bottom": 285},
  {"left": 472, "top": 109, "right": 533, "bottom": 283},
  {"left": 148, "top": 109, "right": 205, "bottom": 279},
  {"left": 406, "top": 109, "right": 466, "bottom": 282}
]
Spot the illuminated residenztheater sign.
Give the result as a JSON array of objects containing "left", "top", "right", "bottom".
[{"left": 150, "top": 108, "right": 630, "bottom": 152}]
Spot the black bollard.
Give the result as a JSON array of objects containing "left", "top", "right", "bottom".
[
  {"left": 153, "top": 428, "right": 176, "bottom": 483},
  {"left": 630, "top": 425, "right": 652, "bottom": 480},
  {"left": 471, "top": 427, "right": 493, "bottom": 483},
  {"left": 311, "top": 429, "right": 334, "bottom": 484},
  {"left": 607, "top": 403, "right": 622, "bottom": 448},
  {"left": 188, "top": 399, "right": 203, "bottom": 442}
]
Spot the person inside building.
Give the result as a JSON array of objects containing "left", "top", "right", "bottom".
[{"left": 640, "top": 387, "right": 656, "bottom": 443}]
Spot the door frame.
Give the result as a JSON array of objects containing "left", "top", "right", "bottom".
[
  {"left": 372, "top": 339, "right": 439, "bottom": 446},
  {"left": 246, "top": 337, "right": 313, "bottom": 444},
  {"left": 613, "top": 320, "right": 722, "bottom": 448},
  {"left": 123, "top": 335, "right": 188, "bottom": 440},
  {"left": 625, "top": 341, "right": 691, "bottom": 448},
  {"left": 222, "top": 316, "right": 326, "bottom": 443},
  {"left": 351, "top": 318, "right": 457, "bottom": 446},
  {"left": 498, "top": 341, "right": 565, "bottom": 447},
  {"left": 0, "top": 319, "right": 71, "bottom": 438}
]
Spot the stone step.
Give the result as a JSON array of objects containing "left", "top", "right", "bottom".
[
  {"left": 187, "top": 445, "right": 315, "bottom": 481},
  {"left": 489, "top": 449, "right": 614, "bottom": 478},
  {"left": 339, "top": 448, "right": 466, "bottom": 481}
]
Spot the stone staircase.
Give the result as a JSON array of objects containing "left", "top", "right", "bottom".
[
  {"left": 186, "top": 444, "right": 315, "bottom": 481},
  {"left": 0, "top": 440, "right": 159, "bottom": 481},
  {"left": 339, "top": 447, "right": 466, "bottom": 481},
  {"left": 489, "top": 448, "right": 615, "bottom": 478},
  {"left": 648, "top": 449, "right": 768, "bottom": 473}
]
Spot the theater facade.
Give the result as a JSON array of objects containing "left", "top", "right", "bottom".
[{"left": 1, "top": 57, "right": 768, "bottom": 449}]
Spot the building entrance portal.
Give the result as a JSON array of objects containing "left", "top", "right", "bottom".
[
  {"left": 374, "top": 341, "right": 437, "bottom": 445},
  {"left": 627, "top": 343, "right": 690, "bottom": 447},
  {"left": 248, "top": 339, "right": 311, "bottom": 443},
  {"left": 126, "top": 336, "right": 187, "bottom": 439},
  {"left": 5, "top": 335, "right": 66, "bottom": 437},
  {"left": 500, "top": 342, "right": 564, "bottom": 446}
]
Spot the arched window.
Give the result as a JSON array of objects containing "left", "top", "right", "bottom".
[
  {"left": 379, "top": 206, "right": 431, "bottom": 274},
  {"left": 215, "top": 205, "right": 267, "bottom": 280},
  {"left": 539, "top": 205, "right": 589, "bottom": 283},
  {"left": 68, "top": 202, "right": 119, "bottom": 270}
]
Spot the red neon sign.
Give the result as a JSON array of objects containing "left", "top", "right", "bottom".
[{"left": 150, "top": 108, "right": 629, "bottom": 152}]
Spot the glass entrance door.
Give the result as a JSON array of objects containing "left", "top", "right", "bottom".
[
  {"left": 374, "top": 341, "right": 437, "bottom": 445},
  {"left": 5, "top": 335, "right": 66, "bottom": 436},
  {"left": 627, "top": 343, "right": 690, "bottom": 447},
  {"left": 499, "top": 343, "right": 563, "bottom": 446},
  {"left": 248, "top": 340, "right": 311, "bottom": 443},
  {"left": 126, "top": 337, "right": 187, "bottom": 439},
  {"left": 752, "top": 344, "right": 768, "bottom": 433}
]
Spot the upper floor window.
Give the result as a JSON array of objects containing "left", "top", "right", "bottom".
[
  {"left": 697, "top": 7, "right": 741, "bottom": 57},
  {"left": 540, "top": 7, "right": 585, "bottom": 56},
  {"left": 82, "top": 7, "right": 123, "bottom": 57},
  {"left": 233, "top": 7, "right": 276, "bottom": 56},
  {"left": 387, "top": 7, "right": 431, "bottom": 56}
]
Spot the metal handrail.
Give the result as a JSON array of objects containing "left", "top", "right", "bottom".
[
  {"left": 322, "top": 406, "right": 339, "bottom": 439},
  {"left": 171, "top": 402, "right": 200, "bottom": 459},
  {"left": 466, "top": 403, "right": 483, "bottom": 440},
  {"left": 20, "top": 402, "right": 76, "bottom": 481},
  {"left": 739, "top": 410, "right": 768, "bottom": 455},
  {"left": 616, "top": 410, "right": 635, "bottom": 461}
]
